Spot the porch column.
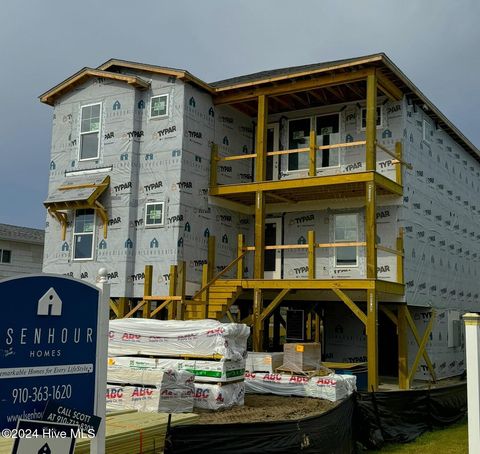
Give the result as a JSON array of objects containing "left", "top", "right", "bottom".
[
  {"left": 254, "top": 94, "right": 268, "bottom": 280},
  {"left": 367, "top": 288, "right": 379, "bottom": 390},
  {"left": 365, "top": 70, "right": 377, "bottom": 171}
]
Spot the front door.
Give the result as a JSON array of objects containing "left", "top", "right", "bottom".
[{"left": 264, "top": 217, "right": 282, "bottom": 279}]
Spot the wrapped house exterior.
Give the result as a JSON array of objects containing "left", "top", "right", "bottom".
[{"left": 40, "top": 54, "right": 480, "bottom": 390}]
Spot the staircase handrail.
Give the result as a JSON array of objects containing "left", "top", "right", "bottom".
[{"left": 191, "top": 250, "right": 248, "bottom": 301}]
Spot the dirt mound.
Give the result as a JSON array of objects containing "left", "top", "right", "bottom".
[{"left": 195, "top": 394, "right": 337, "bottom": 424}]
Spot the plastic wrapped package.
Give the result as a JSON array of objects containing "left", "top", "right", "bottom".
[
  {"left": 306, "top": 374, "right": 357, "bottom": 402},
  {"left": 108, "top": 356, "right": 246, "bottom": 383},
  {"left": 108, "top": 319, "right": 250, "bottom": 361},
  {"left": 193, "top": 382, "right": 245, "bottom": 410},
  {"left": 246, "top": 352, "right": 283, "bottom": 373},
  {"left": 244, "top": 372, "right": 309, "bottom": 397}
]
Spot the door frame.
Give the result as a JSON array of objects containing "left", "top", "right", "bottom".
[{"left": 264, "top": 217, "right": 283, "bottom": 279}]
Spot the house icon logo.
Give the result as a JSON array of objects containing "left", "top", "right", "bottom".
[
  {"left": 38, "top": 443, "right": 51, "bottom": 454},
  {"left": 38, "top": 288, "right": 62, "bottom": 316}
]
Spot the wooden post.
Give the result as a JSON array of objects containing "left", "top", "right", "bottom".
[
  {"left": 176, "top": 261, "right": 186, "bottom": 320},
  {"left": 254, "top": 191, "right": 266, "bottom": 279},
  {"left": 314, "top": 311, "right": 321, "bottom": 343},
  {"left": 168, "top": 264, "right": 178, "bottom": 320},
  {"left": 117, "top": 297, "right": 128, "bottom": 318},
  {"left": 253, "top": 288, "right": 263, "bottom": 351},
  {"left": 143, "top": 265, "right": 153, "bottom": 318},
  {"left": 210, "top": 143, "right": 218, "bottom": 188},
  {"left": 366, "top": 71, "right": 377, "bottom": 171},
  {"left": 367, "top": 288, "right": 379, "bottom": 390},
  {"left": 366, "top": 180, "right": 377, "bottom": 279},
  {"left": 398, "top": 305, "right": 409, "bottom": 389},
  {"left": 395, "top": 141, "right": 403, "bottom": 186},
  {"left": 309, "top": 130, "right": 317, "bottom": 177},
  {"left": 255, "top": 95, "right": 268, "bottom": 183},
  {"left": 308, "top": 230, "right": 316, "bottom": 279},
  {"left": 396, "top": 228, "right": 404, "bottom": 284},
  {"left": 237, "top": 234, "right": 245, "bottom": 279},
  {"left": 207, "top": 236, "right": 216, "bottom": 281},
  {"left": 254, "top": 94, "right": 267, "bottom": 281},
  {"left": 306, "top": 310, "right": 312, "bottom": 340},
  {"left": 201, "top": 264, "right": 209, "bottom": 319}
]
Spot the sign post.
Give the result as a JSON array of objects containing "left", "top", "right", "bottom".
[
  {"left": 0, "top": 272, "right": 109, "bottom": 452},
  {"left": 464, "top": 313, "right": 480, "bottom": 454}
]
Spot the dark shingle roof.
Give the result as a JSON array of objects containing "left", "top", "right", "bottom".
[
  {"left": 0, "top": 224, "right": 45, "bottom": 244},
  {"left": 210, "top": 54, "right": 382, "bottom": 88}
]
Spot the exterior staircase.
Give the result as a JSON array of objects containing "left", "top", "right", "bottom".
[{"left": 184, "top": 282, "right": 242, "bottom": 320}]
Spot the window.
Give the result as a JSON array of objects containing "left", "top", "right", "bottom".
[
  {"left": 80, "top": 103, "right": 101, "bottom": 160},
  {"left": 145, "top": 202, "right": 165, "bottom": 227},
  {"left": 73, "top": 209, "right": 95, "bottom": 260},
  {"left": 316, "top": 114, "right": 340, "bottom": 168},
  {"left": 150, "top": 94, "right": 169, "bottom": 118},
  {"left": 0, "top": 249, "right": 11, "bottom": 263},
  {"left": 423, "top": 120, "right": 433, "bottom": 142},
  {"left": 334, "top": 213, "right": 358, "bottom": 266},
  {"left": 361, "top": 106, "right": 382, "bottom": 129},
  {"left": 288, "top": 118, "right": 312, "bottom": 171}
]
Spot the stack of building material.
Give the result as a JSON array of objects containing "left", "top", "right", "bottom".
[
  {"left": 246, "top": 352, "right": 284, "bottom": 373},
  {"left": 244, "top": 371, "right": 356, "bottom": 402},
  {"left": 108, "top": 319, "right": 250, "bottom": 411},
  {"left": 281, "top": 342, "right": 322, "bottom": 373},
  {"left": 108, "top": 319, "right": 250, "bottom": 361},
  {"left": 75, "top": 411, "right": 199, "bottom": 453},
  {"left": 106, "top": 368, "right": 194, "bottom": 413}
]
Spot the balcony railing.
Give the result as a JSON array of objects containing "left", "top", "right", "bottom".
[{"left": 210, "top": 134, "right": 410, "bottom": 188}]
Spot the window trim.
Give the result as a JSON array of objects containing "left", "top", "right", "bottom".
[
  {"left": 423, "top": 119, "right": 433, "bottom": 143},
  {"left": 145, "top": 202, "right": 165, "bottom": 228},
  {"left": 72, "top": 209, "right": 96, "bottom": 261},
  {"left": 360, "top": 106, "right": 383, "bottom": 131},
  {"left": 150, "top": 94, "right": 170, "bottom": 119},
  {"left": 79, "top": 102, "right": 102, "bottom": 162},
  {"left": 333, "top": 213, "right": 359, "bottom": 268},
  {"left": 0, "top": 249, "right": 12, "bottom": 264}
]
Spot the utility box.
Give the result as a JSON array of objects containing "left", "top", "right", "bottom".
[{"left": 282, "top": 342, "right": 321, "bottom": 372}]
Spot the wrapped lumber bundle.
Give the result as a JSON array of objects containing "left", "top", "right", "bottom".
[
  {"left": 109, "top": 356, "right": 246, "bottom": 384},
  {"left": 306, "top": 374, "right": 357, "bottom": 402},
  {"left": 106, "top": 383, "right": 194, "bottom": 413},
  {"left": 108, "top": 363, "right": 195, "bottom": 387},
  {"left": 75, "top": 411, "right": 199, "bottom": 454},
  {"left": 109, "top": 319, "right": 249, "bottom": 361},
  {"left": 244, "top": 372, "right": 357, "bottom": 402},
  {"left": 281, "top": 342, "right": 321, "bottom": 372},
  {"left": 244, "top": 372, "right": 309, "bottom": 397},
  {"left": 193, "top": 382, "right": 245, "bottom": 410},
  {"left": 246, "top": 352, "right": 283, "bottom": 373}
]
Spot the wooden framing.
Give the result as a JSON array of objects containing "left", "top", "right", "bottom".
[
  {"left": 367, "top": 289, "right": 379, "bottom": 390},
  {"left": 398, "top": 305, "right": 409, "bottom": 389},
  {"left": 332, "top": 288, "right": 367, "bottom": 326}
]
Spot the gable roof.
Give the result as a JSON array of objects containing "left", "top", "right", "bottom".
[{"left": 39, "top": 68, "right": 150, "bottom": 106}]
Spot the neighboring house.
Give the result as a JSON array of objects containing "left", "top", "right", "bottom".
[
  {"left": 0, "top": 223, "right": 44, "bottom": 279},
  {"left": 39, "top": 53, "right": 479, "bottom": 390}
]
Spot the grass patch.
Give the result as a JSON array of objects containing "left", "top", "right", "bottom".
[{"left": 367, "top": 419, "right": 467, "bottom": 453}]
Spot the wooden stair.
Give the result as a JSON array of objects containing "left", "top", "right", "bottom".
[{"left": 185, "top": 282, "right": 242, "bottom": 320}]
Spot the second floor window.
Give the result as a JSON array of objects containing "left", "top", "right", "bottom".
[
  {"left": 151, "top": 94, "right": 169, "bottom": 118},
  {"left": 361, "top": 106, "right": 382, "bottom": 129},
  {"left": 73, "top": 209, "right": 95, "bottom": 260},
  {"left": 80, "top": 103, "right": 101, "bottom": 160},
  {"left": 145, "top": 202, "right": 165, "bottom": 227}
]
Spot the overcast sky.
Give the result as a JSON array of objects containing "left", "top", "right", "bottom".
[{"left": 1, "top": 0, "right": 478, "bottom": 228}]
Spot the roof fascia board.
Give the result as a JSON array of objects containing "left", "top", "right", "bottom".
[{"left": 39, "top": 68, "right": 149, "bottom": 106}]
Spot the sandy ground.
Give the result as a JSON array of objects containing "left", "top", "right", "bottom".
[{"left": 195, "top": 394, "right": 338, "bottom": 424}]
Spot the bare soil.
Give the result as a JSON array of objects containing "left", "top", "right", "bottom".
[{"left": 195, "top": 394, "right": 338, "bottom": 424}]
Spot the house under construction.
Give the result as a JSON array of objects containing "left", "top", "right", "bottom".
[{"left": 40, "top": 53, "right": 480, "bottom": 390}]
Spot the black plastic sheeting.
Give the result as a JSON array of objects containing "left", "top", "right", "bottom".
[
  {"left": 165, "top": 383, "right": 467, "bottom": 453},
  {"left": 354, "top": 383, "right": 467, "bottom": 449},
  {"left": 165, "top": 395, "right": 355, "bottom": 454}
]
